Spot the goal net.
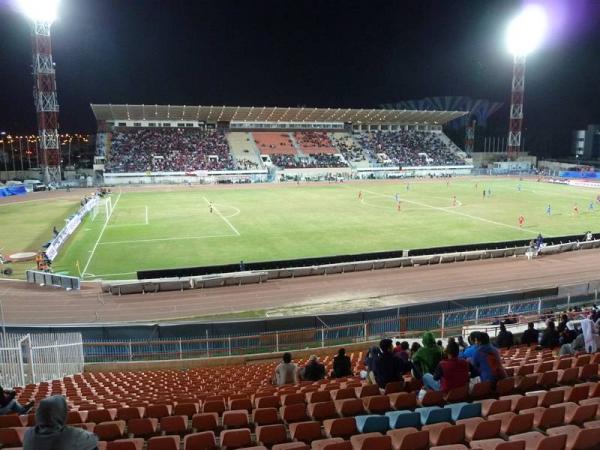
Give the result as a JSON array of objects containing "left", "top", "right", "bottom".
[{"left": 92, "top": 197, "right": 113, "bottom": 224}]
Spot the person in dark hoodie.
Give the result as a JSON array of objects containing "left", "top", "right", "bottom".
[
  {"left": 364, "top": 346, "right": 382, "bottom": 384},
  {"left": 331, "top": 348, "right": 352, "bottom": 378},
  {"left": 521, "top": 322, "right": 540, "bottom": 346},
  {"left": 23, "top": 395, "right": 98, "bottom": 450},
  {"left": 0, "top": 386, "right": 33, "bottom": 415},
  {"left": 373, "top": 338, "right": 413, "bottom": 389},
  {"left": 495, "top": 323, "right": 514, "bottom": 348}
]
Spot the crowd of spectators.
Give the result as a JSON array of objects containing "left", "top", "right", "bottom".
[
  {"left": 272, "top": 349, "right": 353, "bottom": 386},
  {"left": 235, "top": 158, "right": 260, "bottom": 170},
  {"left": 294, "top": 131, "right": 336, "bottom": 154},
  {"left": 269, "top": 153, "right": 347, "bottom": 169},
  {"left": 105, "top": 128, "right": 235, "bottom": 173},
  {"left": 331, "top": 134, "right": 366, "bottom": 163},
  {"left": 354, "top": 130, "right": 466, "bottom": 167}
]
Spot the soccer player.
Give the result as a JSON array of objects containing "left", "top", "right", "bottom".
[
  {"left": 573, "top": 204, "right": 579, "bottom": 215},
  {"left": 483, "top": 190, "right": 486, "bottom": 199},
  {"left": 396, "top": 201, "right": 401, "bottom": 212},
  {"left": 395, "top": 193, "right": 400, "bottom": 202},
  {"left": 546, "top": 204, "right": 551, "bottom": 216},
  {"left": 209, "top": 202, "right": 214, "bottom": 214},
  {"left": 589, "top": 200, "right": 594, "bottom": 211},
  {"left": 518, "top": 215, "right": 525, "bottom": 228},
  {"left": 452, "top": 195, "right": 457, "bottom": 207},
  {"left": 358, "top": 191, "right": 363, "bottom": 200},
  {"left": 487, "top": 187, "right": 491, "bottom": 196},
  {"left": 517, "top": 184, "right": 522, "bottom": 192},
  {"left": 406, "top": 183, "right": 410, "bottom": 191}
]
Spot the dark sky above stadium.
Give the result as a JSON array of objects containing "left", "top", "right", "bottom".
[{"left": 0, "top": 0, "right": 599, "bottom": 156}]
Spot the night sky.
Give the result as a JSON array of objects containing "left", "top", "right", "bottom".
[{"left": 0, "top": 0, "right": 599, "bottom": 157}]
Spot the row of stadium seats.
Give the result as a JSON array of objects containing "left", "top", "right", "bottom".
[
  {"left": 1, "top": 345, "right": 600, "bottom": 449},
  {"left": 103, "top": 129, "right": 466, "bottom": 172}
]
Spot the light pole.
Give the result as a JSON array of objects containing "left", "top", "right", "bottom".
[
  {"left": 18, "top": 0, "right": 61, "bottom": 184},
  {"left": 505, "top": 5, "right": 547, "bottom": 160}
]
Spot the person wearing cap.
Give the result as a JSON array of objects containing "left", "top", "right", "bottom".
[
  {"left": 23, "top": 395, "right": 98, "bottom": 450},
  {"left": 373, "top": 338, "right": 413, "bottom": 389}
]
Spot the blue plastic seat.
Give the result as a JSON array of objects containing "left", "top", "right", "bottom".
[
  {"left": 385, "top": 410, "right": 421, "bottom": 429},
  {"left": 354, "top": 414, "right": 390, "bottom": 433},
  {"left": 445, "top": 402, "right": 482, "bottom": 421},
  {"left": 415, "top": 406, "right": 452, "bottom": 425}
]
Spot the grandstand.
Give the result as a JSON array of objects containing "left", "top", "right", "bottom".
[{"left": 91, "top": 105, "right": 470, "bottom": 182}]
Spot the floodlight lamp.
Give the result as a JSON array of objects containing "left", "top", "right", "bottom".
[
  {"left": 18, "top": 0, "right": 59, "bottom": 23},
  {"left": 506, "top": 4, "right": 547, "bottom": 56}
]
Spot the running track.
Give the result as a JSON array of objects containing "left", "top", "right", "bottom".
[{"left": 1, "top": 248, "right": 599, "bottom": 325}]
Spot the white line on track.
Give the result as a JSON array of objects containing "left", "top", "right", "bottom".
[
  {"left": 203, "top": 196, "right": 240, "bottom": 236},
  {"left": 81, "top": 192, "right": 121, "bottom": 277},
  {"left": 0, "top": 197, "right": 72, "bottom": 207},
  {"left": 354, "top": 187, "right": 540, "bottom": 235},
  {"left": 98, "top": 234, "right": 235, "bottom": 245}
]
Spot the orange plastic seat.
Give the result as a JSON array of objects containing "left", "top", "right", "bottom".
[
  {"left": 256, "top": 424, "right": 288, "bottom": 447},
  {"left": 147, "top": 435, "right": 180, "bottom": 450},
  {"left": 508, "top": 432, "right": 566, "bottom": 450},
  {"left": 160, "top": 415, "right": 188, "bottom": 434},
  {"left": 456, "top": 417, "right": 501, "bottom": 442},
  {"left": 146, "top": 404, "right": 173, "bottom": 419},
  {"left": 289, "top": 420, "right": 323, "bottom": 443},
  {"left": 174, "top": 402, "right": 200, "bottom": 418},
  {"left": 386, "top": 427, "right": 429, "bottom": 450},
  {"left": 0, "top": 427, "right": 27, "bottom": 447},
  {"left": 220, "top": 428, "right": 252, "bottom": 449},
  {"left": 223, "top": 410, "right": 249, "bottom": 429},
  {"left": 106, "top": 438, "right": 145, "bottom": 450},
  {"left": 252, "top": 408, "right": 280, "bottom": 426},
  {"left": 95, "top": 421, "right": 126, "bottom": 441},
  {"left": 422, "top": 423, "right": 465, "bottom": 446},
  {"left": 334, "top": 399, "right": 365, "bottom": 417},
  {"left": 281, "top": 404, "right": 309, "bottom": 423},
  {"left": 350, "top": 432, "right": 392, "bottom": 450},
  {"left": 183, "top": 431, "right": 216, "bottom": 450},
  {"left": 323, "top": 417, "right": 357, "bottom": 439},
  {"left": 307, "top": 401, "right": 337, "bottom": 421}
]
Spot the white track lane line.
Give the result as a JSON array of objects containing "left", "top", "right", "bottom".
[
  {"left": 202, "top": 196, "right": 240, "bottom": 236},
  {"left": 81, "top": 192, "right": 121, "bottom": 277},
  {"left": 354, "top": 187, "right": 540, "bottom": 235}
]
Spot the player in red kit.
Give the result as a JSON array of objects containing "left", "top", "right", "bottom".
[{"left": 518, "top": 215, "right": 525, "bottom": 228}]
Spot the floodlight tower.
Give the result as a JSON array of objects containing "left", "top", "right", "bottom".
[
  {"left": 505, "top": 5, "right": 547, "bottom": 160},
  {"left": 19, "top": 0, "right": 61, "bottom": 183}
]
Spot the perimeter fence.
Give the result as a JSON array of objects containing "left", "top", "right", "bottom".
[
  {"left": 0, "top": 332, "right": 84, "bottom": 388},
  {"left": 82, "top": 292, "right": 591, "bottom": 363}
]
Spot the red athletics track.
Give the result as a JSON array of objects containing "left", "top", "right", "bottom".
[{"left": 0, "top": 248, "right": 599, "bottom": 325}]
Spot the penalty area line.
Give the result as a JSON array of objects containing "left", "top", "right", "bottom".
[
  {"left": 202, "top": 196, "right": 240, "bottom": 236},
  {"left": 98, "top": 234, "right": 235, "bottom": 245}
]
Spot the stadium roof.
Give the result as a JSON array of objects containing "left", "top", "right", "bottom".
[{"left": 91, "top": 104, "right": 467, "bottom": 125}]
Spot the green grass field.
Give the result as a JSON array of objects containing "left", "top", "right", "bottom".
[{"left": 2, "top": 178, "right": 600, "bottom": 281}]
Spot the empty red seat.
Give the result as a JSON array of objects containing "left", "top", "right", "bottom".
[
  {"left": 323, "top": 417, "right": 357, "bottom": 439},
  {"left": 307, "top": 401, "right": 337, "bottom": 421},
  {"left": 127, "top": 418, "right": 158, "bottom": 437},
  {"left": 147, "top": 404, "right": 173, "bottom": 419},
  {"left": 147, "top": 435, "right": 180, "bottom": 450},
  {"left": 289, "top": 420, "right": 322, "bottom": 443},
  {"left": 106, "top": 438, "right": 145, "bottom": 450},
  {"left": 0, "top": 427, "right": 26, "bottom": 447},
  {"left": 311, "top": 438, "right": 352, "bottom": 450},
  {"left": 183, "top": 431, "right": 216, "bottom": 450},
  {"left": 88, "top": 409, "right": 118, "bottom": 424},
  {"left": 220, "top": 428, "right": 252, "bottom": 449},
  {"left": 253, "top": 408, "right": 280, "bottom": 426},
  {"left": 192, "top": 412, "right": 219, "bottom": 432},
  {"left": 95, "top": 421, "right": 126, "bottom": 441},
  {"left": 160, "top": 415, "right": 188, "bottom": 434},
  {"left": 282, "top": 393, "right": 306, "bottom": 406},
  {"left": 456, "top": 417, "right": 501, "bottom": 442},
  {"left": 508, "top": 432, "right": 566, "bottom": 450},
  {"left": 281, "top": 404, "right": 309, "bottom": 423},
  {"left": 66, "top": 411, "right": 88, "bottom": 424},
  {"left": 386, "top": 427, "right": 429, "bottom": 450},
  {"left": 355, "top": 385, "right": 380, "bottom": 398},
  {"left": 174, "top": 403, "right": 200, "bottom": 418},
  {"left": 363, "top": 395, "right": 391, "bottom": 414},
  {"left": 389, "top": 392, "right": 417, "bottom": 410},
  {"left": 256, "top": 424, "right": 288, "bottom": 447},
  {"left": 422, "top": 423, "right": 465, "bottom": 447},
  {"left": 350, "top": 432, "right": 391, "bottom": 450},
  {"left": 223, "top": 410, "right": 249, "bottom": 429},
  {"left": 116, "top": 407, "right": 145, "bottom": 421},
  {"left": 334, "top": 399, "right": 365, "bottom": 417},
  {"left": 488, "top": 412, "right": 534, "bottom": 436},
  {"left": 521, "top": 406, "right": 565, "bottom": 430},
  {"left": 307, "top": 391, "right": 332, "bottom": 404},
  {"left": 546, "top": 424, "right": 600, "bottom": 450},
  {"left": 229, "top": 398, "right": 253, "bottom": 412}
]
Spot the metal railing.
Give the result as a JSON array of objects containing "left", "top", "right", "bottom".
[
  {"left": 82, "top": 294, "right": 588, "bottom": 363},
  {"left": 0, "top": 332, "right": 84, "bottom": 388}
]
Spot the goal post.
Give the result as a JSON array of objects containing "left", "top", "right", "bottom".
[{"left": 104, "top": 197, "right": 113, "bottom": 222}]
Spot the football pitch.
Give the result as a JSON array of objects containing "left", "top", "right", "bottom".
[{"left": 42, "top": 178, "right": 600, "bottom": 280}]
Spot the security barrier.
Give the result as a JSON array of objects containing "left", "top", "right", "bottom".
[
  {"left": 101, "top": 240, "right": 599, "bottom": 295},
  {"left": 26, "top": 270, "right": 81, "bottom": 291}
]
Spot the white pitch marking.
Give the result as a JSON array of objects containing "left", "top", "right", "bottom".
[
  {"left": 98, "top": 234, "right": 235, "bottom": 245},
  {"left": 83, "top": 271, "right": 137, "bottom": 279},
  {"left": 356, "top": 187, "right": 540, "bottom": 235},
  {"left": 145, "top": 205, "right": 149, "bottom": 225},
  {"left": 203, "top": 196, "right": 240, "bottom": 236},
  {"left": 81, "top": 192, "right": 121, "bottom": 277}
]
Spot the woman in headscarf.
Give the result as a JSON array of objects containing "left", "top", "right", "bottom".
[
  {"left": 23, "top": 395, "right": 98, "bottom": 450},
  {"left": 412, "top": 332, "right": 443, "bottom": 375}
]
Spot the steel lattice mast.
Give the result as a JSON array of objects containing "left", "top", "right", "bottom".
[
  {"left": 31, "top": 20, "right": 60, "bottom": 183},
  {"left": 507, "top": 54, "right": 526, "bottom": 159}
]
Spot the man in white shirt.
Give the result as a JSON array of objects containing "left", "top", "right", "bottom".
[{"left": 273, "top": 352, "right": 298, "bottom": 386}]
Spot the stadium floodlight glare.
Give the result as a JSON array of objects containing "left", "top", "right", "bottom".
[
  {"left": 18, "top": 0, "right": 59, "bottom": 23},
  {"left": 506, "top": 4, "right": 547, "bottom": 56}
]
